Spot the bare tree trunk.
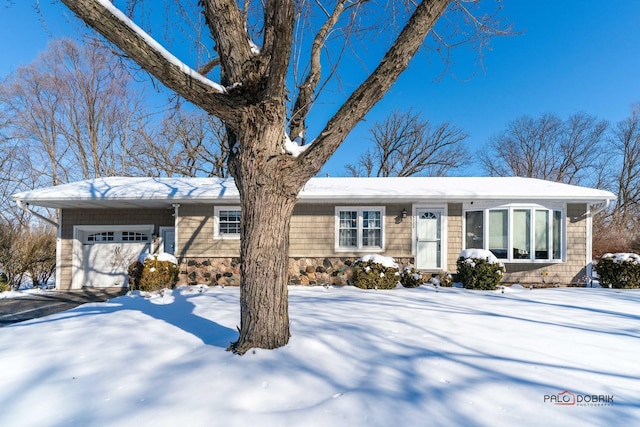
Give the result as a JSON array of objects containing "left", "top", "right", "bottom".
[
  {"left": 228, "top": 106, "right": 303, "bottom": 354},
  {"left": 233, "top": 185, "right": 297, "bottom": 353}
]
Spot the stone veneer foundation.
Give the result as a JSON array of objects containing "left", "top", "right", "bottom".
[{"left": 178, "top": 257, "right": 416, "bottom": 287}]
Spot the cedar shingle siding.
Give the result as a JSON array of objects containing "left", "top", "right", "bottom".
[{"left": 58, "top": 202, "right": 591, "bottom": 288}]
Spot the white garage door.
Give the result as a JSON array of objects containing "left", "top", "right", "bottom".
[{"left": 73, "top": 227, "right": 152, "bottom": 288}]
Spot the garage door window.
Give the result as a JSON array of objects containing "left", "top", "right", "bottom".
[
  {"left": 122, "top": 231, "right": 150, "bottom": 242},
  {"left": 87, "top": 231, "right": 115, "bottom": 242},
  {"left": 83, "top": 230, "right": 151, "bottom": 244}
]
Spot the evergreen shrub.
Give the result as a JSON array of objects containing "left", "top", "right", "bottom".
[
  {"left": 594, "top": 253, "right": 640, "bottom": 289},
  {"left": 352, "top": 255, "right": 400, "bottom": 290},
  {"left": 428, "top": 272, "right": 453, "bottom": 287},
  {"left": 399, "top": 265, "right": 426, "bottom": 288},
  {"left": 128, "top": 253, "right": 179, "bottom": 292},
  {"left": 456, "top": 249, "right": 505, "bottom": 290}
]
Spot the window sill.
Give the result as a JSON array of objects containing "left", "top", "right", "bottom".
[
  {"left": 214, "top": 234, "right": 241, "bottom": 240},
  {"left": 334, "top": 247, "right": 385, "bottom": 253}
]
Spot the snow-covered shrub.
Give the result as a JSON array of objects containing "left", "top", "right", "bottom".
[
  {"left": 428, "top": 272, "right": 453, "bottom": 287},
  {"left": 128, "top": 253, "right": 180, "bottom": 292},
  {"left": 594, "top": 253, "right": 640, "bottom": 289},
  {"left": 351, "top": 255, "right": 400, "bottom": 290},
  {"left": 399, "top": 265, "right": 426, "bottom": 288},
  {"left": 456, "top": 249, "right": 505, "bottom": 290}
]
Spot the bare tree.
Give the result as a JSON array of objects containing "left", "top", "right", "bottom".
[
  {"left": 0, "top": 222, "right": 56, "bottom": 290},
  {"left": 135, "top": 106, "right": 230, "bottom": 177},
  {"left": 610, "top": 107, "right": 640, "bottom": 228},
  {"left": 0, "top": 54, "right": 69, "bottom": 186},
  {"left": 58, "top": 0, "right": 509, "bottom": 353},
  {"left": 0, "top": 38, "right": 150, "bottom": 184},
  {"left": 346, "top": 109, "right": 468, "bottom": 177},
  {"left": 478, "top": 112, "right": 608, "bottom": 185}
]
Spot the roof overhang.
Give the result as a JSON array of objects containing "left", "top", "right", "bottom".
[{"left": 12, "top": 176, "right": 617, "bottom": 210}]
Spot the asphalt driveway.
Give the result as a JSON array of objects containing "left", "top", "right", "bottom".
[{"left": 0, "top": 288, "right": 127, "bottom": 327}]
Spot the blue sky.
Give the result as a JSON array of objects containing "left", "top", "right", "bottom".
[{"left": 1, "top": 1, "right": 639, "bottom": 177}]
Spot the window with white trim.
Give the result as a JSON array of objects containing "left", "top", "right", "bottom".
[
  {"left": 335, "top": 207, "right": 385, "bottom": 251},
  {"left": 87, "top": 231, "right": 114, "bottom": 242},
  {"left": 122, "top": 231, "right": 149, "bottom": 242},
  {"left": 464, "top": 205, "right": 564, "bottom": 262},
  {"left": 214, "top": 206, "right": 241, "bottom": 239}
]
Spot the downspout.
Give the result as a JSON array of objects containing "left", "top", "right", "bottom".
[
  {"left": 172, "top": 204, "right": 180, "bottom": 257},
  {"left": 15, "top": 200, "right": 59, "bottom": 228},
  {"left": 586, "top": 198, "right": 612, "bottom": 286}
]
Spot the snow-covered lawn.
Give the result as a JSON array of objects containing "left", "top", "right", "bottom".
[{"left": 1, "top": 285, "right": 639, "bottom": 426}]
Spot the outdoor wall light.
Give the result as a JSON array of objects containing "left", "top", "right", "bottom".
[{"left": 401, "top": 208, "right": 408, "bottom": 219}]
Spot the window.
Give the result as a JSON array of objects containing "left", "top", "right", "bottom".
[
  {"left": 122, "top": 231, "right": 149, "bottom": 242},
  {"left": 214, "top": 206, "right": 241, "bottom": 239},
  {"left": 338, "top": 211, "right": 358, "bottom": 247},
  {"left": 489, "top": 209, "right": 508, "bottom": 259},
  {"left": 464, "top": 205, "right": 564, "bottom": 262},
  {"left": 87, "top": 231, "right": 114, "bottom": 242},
  {"left": 513, "top": 209, "right": 531, "bottom": 259},
  {"left": 81, "top": 227, "right": 153, "bottom": 244},
  {"left": 465, "top": 211, "right": 483, "bottom": 249},
  {"left": 335, "top": 207, "right": 385, "bottom": 251}
]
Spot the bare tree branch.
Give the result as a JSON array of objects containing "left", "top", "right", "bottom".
[
  {"left": 297, "top": 0, "right": 451, "bottom": 177},
  {"left": 346, "top": 109, "right": 468, "bottom": 177},
  {"left": 478, "top": 112, "right": 607, "bottom": 185},
  {"left": 289, "top": 0, "right": 352, "bottom": 140},
  {"left": 60, "top": 0, "right": 239, "bottom": 125}
]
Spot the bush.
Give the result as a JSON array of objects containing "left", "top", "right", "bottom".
[
  {"left": 0, "top": 223, "right": 56, "bottom": 291},
  {"left": 456, "top": 249, "right": 505, "bottom": 290},
  {"left": 399, "top": 265, "right": 426, "bottom": 288},
  {"left": 0, "top": 272, "right": 8, "bottom": 293},
  {"left": 428, "top": 272, "right": 453, "bottom": 287},
  {"left": 352, "top": 255, "right": 400, "bottom": 290},
  {"left": 594, "top": 253, "right": 640, "bottom": 289},
  {"left": 128, "top": 253, "right": 179, "bottom": 292}
]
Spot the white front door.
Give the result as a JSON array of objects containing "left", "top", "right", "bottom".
[{"left": 416, "top": 209, "right": 443, "bottom": 269}]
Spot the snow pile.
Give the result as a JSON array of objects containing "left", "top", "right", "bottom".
[
  {"left": 1, "top": 285, "right": 639, "bottom": 426},
  {"left": 602, "top": 252, "right": 640, "bottom": 264},
  {"left": 139, "top": 252, "right": 178, "bottom": 265},
  {"left": 459, "top": 248, "right": 504, "bottom": 266},
  {"left": 357, "top": 254, "right": 399, "bottom": 269}
]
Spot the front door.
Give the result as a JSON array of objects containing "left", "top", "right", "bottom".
[
  {"left": 416, "top": 209, "right": 443, "bottom": 269},
  {"left": 159, "top": 227, "right": 176, "bottom": 255}
]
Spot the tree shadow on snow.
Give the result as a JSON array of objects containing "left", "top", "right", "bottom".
[{"left": 17, "top": 289, "right": 238, "bottom": 349}]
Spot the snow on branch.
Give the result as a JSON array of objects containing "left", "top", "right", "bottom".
[
  {"left": 283, "top": 132, "right": 309, "bottom": 157},
  {"left": 96, "top": 0, "right": 227, "bottom": 94}
]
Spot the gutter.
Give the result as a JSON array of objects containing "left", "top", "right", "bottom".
[{"left": 15, "top": 200, "right": 59, "bottom": 228}]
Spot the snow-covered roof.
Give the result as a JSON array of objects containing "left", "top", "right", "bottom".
[{"left": 12, "top": 176, "right": 616, "bottom": 209}]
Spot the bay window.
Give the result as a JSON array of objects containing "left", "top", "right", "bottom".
[
  {"left": 489, "top": 209, "right": 509, "bottom": 259},
  {"left": 464, "top": 205, "right": 564, "bottom": 262}
]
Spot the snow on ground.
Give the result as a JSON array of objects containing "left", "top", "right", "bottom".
[{"left": 1, "top": 285, "right": 639, "bottom": 427}]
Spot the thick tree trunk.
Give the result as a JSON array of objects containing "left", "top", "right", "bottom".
[
  {"left": 228, "top": 104, "right": 304, "bottom": 354},
  {"left": 230, "top": 184, "right": 297, "bottom": 354}
]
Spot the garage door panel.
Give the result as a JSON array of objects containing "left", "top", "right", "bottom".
[{"left": 82, "top": 243, "right": 149, "bottom": 287}]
